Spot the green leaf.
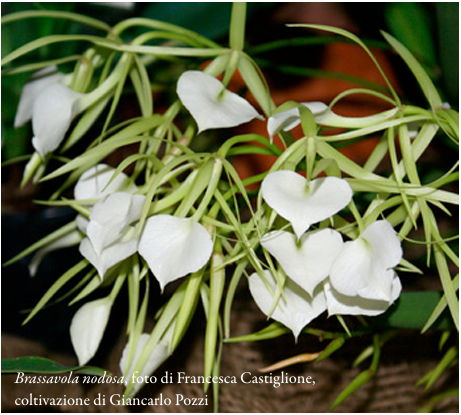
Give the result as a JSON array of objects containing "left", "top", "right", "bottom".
[
  {"left": 1, "top": 34, "right": 118, "bottom": 67},
  {"left": 42, "top": 115, "right": 163, "bottom": 181},
  {"left": 1, "top": 10, "right": 110, "bottom": 32},
  {"left": 225, "top": 322, "right": 290, "bottom": 343},
  {"left": 418, "top": 346, "right": 458, "bottom": 390},
  {"left": 381, "top": 31, "right": 442, "bottom": 109},
  {"left": 1, "top": 356, "right": 108, "bottom": 376},
  {"left": 330, "top": 369, "right": 375, "bottom": 410},
  {"left": 373, "top": 291, "right": 455, "bottom": 331},
  {"left": 422, "top": 275, "right": 459, "bottom": 333},
  {"left": 315, "top": 337, "right": 345, "bottom": 363}
]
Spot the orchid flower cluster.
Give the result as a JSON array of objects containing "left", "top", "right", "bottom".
[{"left": 3, "top": 4, "right": 458, "bottom": 409}]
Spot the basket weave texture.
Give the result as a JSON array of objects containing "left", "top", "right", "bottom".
[{"left": 2, "top": 291, "right": 459, "bottom": 413}]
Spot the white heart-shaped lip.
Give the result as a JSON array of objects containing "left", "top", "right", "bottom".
[
  {"left": 261, "top": 228, "right": 343, "bottom": 296},
  {"left": 138, "top": 215, "right": 213, "bottom": 290},
  {"left": 177, "top": 70, "right": 262, "bottom": 133},
  {"left": 248, "top": 270, "right": 327, "bottom": 340},
  {"left": 261, "top": 170, "right": 353, "bottom": 239}
]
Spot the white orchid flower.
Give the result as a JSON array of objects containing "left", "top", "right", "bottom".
[
  {"left": 177, "top": 70, "right": 262, "bottom": 133},
  {"left": 70, "top": 296, "right": 113, "bottom": 365},
  {"left": 248, "top": 270, "right": 327, "bottom": 339},
  {"left": 267, "top": 101, "right": 398, "bottom": 138},
  {"left": 329, "top": 220, "right": 403, "bottom": 304},
  {"left": 138, "top": 215, "right": 213, "bottom": 290},
  {"left": 74, "top": 163, "right": 138, "bottom": 201},
  {"left": 14, "top": 66, "right": 65, "bottom": 128},
  {"left": 261, "top": 170, "right": 353, "bottom": 239},
  {"left": 86, "top": 192, "right": 145, "bottom": 255},
  {"left": 31, "top": 83, "right": 82, "bottom": 158},
  {"left": 120, "top": 324, "right": 174, "bottom": 397},
  {"left": 14, "top": 65, "right": 93, "bottom": 158},
  {"left": 267, "top": 102, "right": 328, "bottom": 139},
  {"left": 79, "top": 192, "right": 145, "bottom": 278},
  {"left": 324, "top": 279, "right": 401, "bottom": 317},
  {"left": 261, "top": 228, "right": 343, "bottom": 296}
]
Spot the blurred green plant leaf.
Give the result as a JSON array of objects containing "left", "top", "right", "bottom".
[
  {"left": 1, "top": 356, "right": 108, "bottom": 376},
  {"left": 384, "top": 3, "right": 437, "bottom": 76},
  {"left": 373, "top": 291, "right": 455, "bottom": 331},
  {"left": 436, "top": 2, "right": 459, "bottom": 103}
]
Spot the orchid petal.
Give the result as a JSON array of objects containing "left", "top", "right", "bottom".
[
  {"left": 31, "top": 83, "right": 82, "bottom": 157},
  {"left": 177, "top": 70, "right": 262, "bottom": 133},
  {"left": 261, "top": 228, "right": 343, "bottom": 296},
  {"left": 362, "top": 220, "right": 403, "bottom": 269},
  {"left": 86, "top": 193, "right": 145, "bottom": 255},
  {"left": 120, "top": 324, "right": 174, "bottom": 397},
  {"left": 75, "top": 214, "right": 89, "bottom": 234},
  {"left": 329, "top": 238, "right": 373, "bottom": 297},
  {"left": 79, "top": 226, "right": 138, "bottom": 278},
  {"left": 138, "top": 215, "right": 213, "bottom": 290},
  {"left": 70, "top": 297, "right": 112, "bottom": 365},
  {"left": 120, "top": 333, "right": 169, "bottom": 396},
  {"left": 29, "top": 230, "right": 81, "bottom": 277},
  {"left": 330, "top": 220, "right": 403, "bottom": 303},
  {"left": 74, "top": 164, "right": 137, "bottom": 201},
  {"left": 14, "top": 66, "right": 64, "bottom": 128},
  {"left": 267, "top": 101, "right": 398, "bottom": 137},
  {"left": 267, "top": 102, "right": 328, "bottom": 138},
  {"left": 315, "top": 107, "right": 399, "bottom": 128},
  {"left": 325, "top": 277, "right": 401, "bottom": 317},
  {"left": 357, "top": 266, "right": 397, "bottom": 302},
  {"left": 261, "top": 171, "right": 352, "bottom": 238},
  {"left": 248, "top": 270, "right": 327, "bottom": 339}
]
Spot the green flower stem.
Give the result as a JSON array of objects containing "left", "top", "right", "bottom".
[
  {"left": 192, "top": 158, "right": 223, "bottom": 222},
  {"left": 123, "top": 277, "right": 150, "bottom": 381},
  {"left": 20, "top": 152, "right": 44, "bottom": 187},
  {"left": 71, "top": 49, "right": 96, "bottom": 93},
  {"left": 348, "top": 199, "right": 365, "bottom": 234},
  {"left": 79, "top": 53, "right": 132, "bottom": 110},
  {"left": 170, "top": 270, "right": 204, "bottom": 351},
  {"left": 2, "top": 55, "right": 81, "bottom": 76},
  {"left": 127, "top": 257, "right": 140, "bottom": 335},
  {"left": 221, "top": 50, "right": 241, "bottom": 88},
  {"left": 238, "top": 53, "right": 275, "bottom": 116},
  {"left": 305, "top": 136, "right": 316, "bottom": 181},
  {"left": 124, "top": 281, "right": 187, "bottom": 397},
  {"left": 229, "top": 3, "right": 246, "bottom": 51},
  {"left": 1, "top": 34, "right": 119, "bottom": 67},
  {"left": 1, "top": 10, "right": 111, "bottom": 32},
  {"left": 108, "top": 267, "right": 127, "bottom": 303},
  {"left": 289, "top": 24, "right": 401, "bottom": 107},
  {"left": 112, "top": 17, "right": 220, "bottom": 49},
  {"left": 204, "top": 241, "right": 225, "bottom": 389}
]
